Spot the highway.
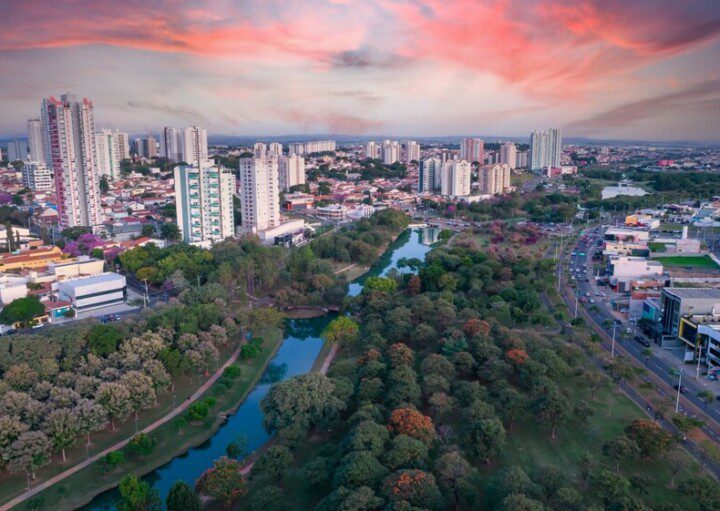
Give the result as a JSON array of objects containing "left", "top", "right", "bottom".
[{"left": 561, "top": 226, "right": 720, "bottom": 442}]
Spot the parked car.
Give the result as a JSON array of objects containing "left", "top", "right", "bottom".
[
  {"left": 674, "top": 384, "right": 688, "bottom": 394},
  {"left": 634, "top": 336, "right": 650, "bottom": 347}
]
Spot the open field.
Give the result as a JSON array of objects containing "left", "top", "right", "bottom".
[
  {"left": 653, "top": 255, "right": 720, "bottom": 269},
  {"left": 8, "top": 328, "right": 283, "bottom": 511}
]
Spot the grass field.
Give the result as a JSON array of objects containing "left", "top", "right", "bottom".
[
  {"left": 653, "top": 254, "right": 720, "bottom": 269},
  {"left": 9, "top": 328, "right": 284, "bottom": 511}
]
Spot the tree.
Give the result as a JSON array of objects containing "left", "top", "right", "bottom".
[
  {"left": 251, "top": 445, "right": 294, "bottom": 481},
  {"left": 120, "top": 371, "right": 156, "bottom": 418},
  {"left": 625, "top": 419, "right": 672, "bottom": 458},
  {"left": 322, "top": 316, "right": 359, "bottom": 348},
  {"left": 664, "top": 448, "right": 690, "bottom": 489},
  {"left": 8, "top": 431, "right": 51, "bottom": 479},
  {"left": 160, "top": 222, "right": 181, "bottom": 242},
  {"left": 602, "top": 436, "right": 640, "bottom": 472},
  {"left": 166, "top": 481, "right": 200, "bottom": 511},
  {"left": 261, "top": 373, "right": 345, "bottom": 434},
  {"left": 698, "top": 439, "right": 720, "bottom": 469},
  {"left": 225, "top": 433, "right": 248, "bottom": 460},
  {"left": 384, "top": 434, "right": 428, "bottom": 470},
  {"left": 99, "top": 175, "right": 110, "bottom": 194},
  {"left": 382, "top": 469, "right": 442, "bottom": 510},
  {"left": 434, "top": 449, "right": 471, "bottom": 510},
  {"left": 43, "top": 408, "right": 80, "bottom": 462},
  {"left": 333, "top": 451, "right": 389, "bottom": 489},
  {"left": 195, "top": 457, "right": 247, "bottom": 508},
  {"left": 0, "top": 416, "right": 28, "bottom": 467},
  {"left": 465, "top": 416, "right": 506, "bottom": 464},
  {"left": 315, "top": 486, "right": 384, "bottom": 511},
  {"left": 87, "top": 324, "right": 123, "bottom": 357},
  {"left": 533, "top": 385, "right": 571, "bottom": 439},
  {"left": 679, "top": 476, "right": 720, "bottom": 511},
  {"left": 141, "top": 223, "right": 155, "bottom": 237},
  {"left": 96, "top": 381, "right": 132, "bottom": 430},
  {"left": 388, "top": 408, "right": 436, "bottom": 445},
  {"left": 5, "top": 222, "right": 15, "bottom": 252},
  {"left": 117, "top": 474, "right": 161, "bottom": 511},
  {"left": 503, "top": 494, "right": 544, "bottom": 511},
  {"left": 363, "top": 276, "right": 398, "bottom": 294},
  {"left": 641, "top": 347, "right": 653, "bottom": 367},
  {"left": 697, "top": 390, "right": 715, "bottom": 408},
  {"left": 0, "top": 296, "right": 46, "bottom": 326},
  {"left": 248, "top": 485, "right": 285, "bottom": 511},
  {"left": 344, "top": 420, "right": 390, "bottom": 457},
  {"left": 591, "top": 470, "right": 631, "bottom": 507}
]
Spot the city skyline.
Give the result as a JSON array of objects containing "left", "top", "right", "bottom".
[{"left": 1, "top": 0, "right": 720, "bottom": 141}]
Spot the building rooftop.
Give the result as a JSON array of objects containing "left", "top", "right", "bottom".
[
  {"left": 57, "top": 272, "right": 125, "bottom": 289},
  {"left": 663, "top": 288, "right": 720, "bottom": 300}
]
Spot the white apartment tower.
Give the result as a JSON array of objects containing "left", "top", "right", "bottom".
[
  {"left": 288, "top": 143, "right": 305, "bottom": 155},
  {"left": 27, "top": 118, "right": 44, "bottom": 164},
  {"left": 365, "top": 141, "right": 380, "bottom": 159},
  {"left": 181, "top": 126, "right": 208, "bottom": 167},
  {"left": 114, "top": 131, "right": 130, "bottom": 160},
  {"left": 403, "top": 140, "right": 420, "bottom": 164},
  {"left": 499, "top": 142, "right": 517, "bottom": 170},
  {"left": 278, "top": 155, "right": 306, "bottom": 191},
  {"left": 268, "top": 142, "right": 283, "bottom": 157},
  {"left": 530, "top": 128, "right": 562, "bottom": 171},
  {"left": 253, "top": 143, "right": 267, "bottom": 159},
  {"left": 41, "top": 94, "right": 103, "bottom": 228},
  {"left": 460, "top": 138, "right": 484, "bottom": 163},
  {"left": 418, "top": 157, "right": 442, "bottom": 193},
  {"left": 22, "top": 162, "right": 53, "bottom": 191},
  {"left": 381, "top": 140, "right": 401, "bottom": 165},
  {"left": 238, "top": 157, "right": 280, "bottom": 234},
  {"left": 174, "top": 163, "right": 235, "bottom": 243},
  {"left": 441, "top": 159, "right": 471, "bottom": 197},
  {"left": 95, "top": 129, "right": 126, "bottom": 180},
  {"left": 479, "top": 164, "right": 511, "bottom": 195},
  {"left": 161, "top": 127, "right": 183, "bottom": 162}
]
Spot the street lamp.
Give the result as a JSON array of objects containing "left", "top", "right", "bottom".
[
  {"left": 574, "top": 289, "right": 579, "bottom": 318},
  {"left": 611, "top": 322, "right": 618, "bottom": 357},
  {"left": 670, "top": 366, "right": 683, "bottom": 413}
]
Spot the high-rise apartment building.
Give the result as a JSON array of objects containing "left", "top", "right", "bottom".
[
  {"left": 181, "top": 126, "right": 208, "bottom": 167},
  {"left": 381, "top": 140, "right": 400, "bottom": 165},
  {"left": 304, "top": 140, "right": 335, "bottom": 153},
  {"left": 133, "top": 136, "right": 156, "bottom": 159},
  {"left": 530, "top": 128, "right": 562, "bottom": 171},
  {"left": 516, "top": 151, "right": 529, "bottom": 169},
  {"left": 95, "top": 129, "right": 127, "bottom": 180},
  {"left": 268, "top": 142, "right": 283, "bottom": 157},
  {"left": 288, "top": 143, "right": 305, "bottom": 156},
  {"left": 441, "top": 159, "right": 471, "bottom": 197},
  {"left": 418, "top": 157, "right": 442, "bottom": 193},
  {"left": 41, "top": 94, "right": 103, "bottom": 228},
  {"left": 174, "top": 162, "right": 236, "bottom": 243},
  {"left": 499, "top": 142, "right": 517, "bottom": 169},
  {"left": 253, "top": 143, "right": 267, "bottom": 159},
  {"left": 479, "top": 164, "right": 511, "bottom": 195},
  {"left": 161, "top": 127, "right": 183, "bottom": 162},
  {"left": 113, "top": 131, "right": 130, "bottom": 160},
  {"left": 27, "top": 118, "right": 44, "bottom": 164},
  {"left": 22, "top": 162, "right": 52, "bottom": 191},
  {"left": 365, "top": 141, "right": 379, "bottom": 159},
  {"left": 403, "top": 140, "right": 420, "bottom": 164},
  {"left": 238, "top": 157, "right": 280, "bottom": 234},
  {"left": 6, "top": 140, "right": 28, "bottom": 162},
  {"left": 460, "top": 138, "right": 484, "bottom": 164},
  {"left": 278, "top": 155, "right": 306, "bottom": 191}
]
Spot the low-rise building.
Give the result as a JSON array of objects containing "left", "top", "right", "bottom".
[
  {"left": 56, "top": 272, "right": 127, "bottom": 312},
  {"left": 0, "top": 274, "right": 28, "bottom": 305},
  {"left": 0, "top": 245, "right": 64, "bottom": 272},
  {"left": 660, "top": 287, "right": 720, "bottom": 347},
  {"left": 315, "top": 205, "right": 347, "bottom": 222}
]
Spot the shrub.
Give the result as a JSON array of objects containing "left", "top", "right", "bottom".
[
  {"left": 187, "top": 402, "right": 210, "bottom": 421},
  {"left": 127, "top": 433, "right": 157, "bottom": 456},
  {"left": 204, "top": 397, "right": 217, "bottom": 409},
  {"left": 212, "top": 383, "right": 228, "bottom": 396},
  {"left": 241, "top": 343, "right": 261, "bottom": 360},
  {"left": 99, "top": 450, "right": 125, "bottom": 473},
  {"left": 223, "top": 366, "right": 241, "bottom": 379}
]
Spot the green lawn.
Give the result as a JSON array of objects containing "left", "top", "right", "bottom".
[
  {"left": 652, "top": 255, "right": 720, "bottom": 269},
  {"left": 9, "top": 328, "right": 283, "bottom": 511}
]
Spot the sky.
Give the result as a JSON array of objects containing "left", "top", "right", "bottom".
[{"left": 1, "top": 0, "right": 720, "bottom": 141}]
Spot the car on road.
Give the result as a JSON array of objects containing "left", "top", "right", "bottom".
[
  {"left": 634, "top": 336, "right": 650, "bottom": 347},
  {"left": 674, "top": 384, "right": 688, "bottom": 394}
]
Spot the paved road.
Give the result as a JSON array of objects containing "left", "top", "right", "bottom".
[
  {"left": 562, "top": 227, "right": 720, "bottom": 443},
  {"left": 0, "top": 343, "right": 244, "bottom": 511}
]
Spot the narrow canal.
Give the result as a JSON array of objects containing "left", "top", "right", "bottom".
[{"left": 84, "top": 227, "right": 436, "bottom": 510}]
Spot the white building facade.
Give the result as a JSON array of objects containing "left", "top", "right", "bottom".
[
  {"left": 27, "top": 118, "right": 44, "bottom": 164},
  {"left": 238, "top": 157, "right": 280, "bottom": 234},
  {"left": 22, "top": 162, "right": 53, "bottom": 191},
  {"left": 278, "top": 155, "right": 306, "bottom": 191},
  {"left": 530, "top": 128, "right": 562, "bottom": 171},
  {"left": 441, "top": 159, "right": 471, "bottom": 197}
]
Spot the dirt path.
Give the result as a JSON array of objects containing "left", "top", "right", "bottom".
[{"left": 0, "top": 344, "right": 244, "bottom": 511}]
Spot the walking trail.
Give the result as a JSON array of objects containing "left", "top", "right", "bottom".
[{"left": 0, "top": 344, "right": 244, "bottom": 511}]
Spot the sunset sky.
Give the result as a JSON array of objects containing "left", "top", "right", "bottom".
[{"left": 1, "top": 0, "right": 720, "bottom": 140}]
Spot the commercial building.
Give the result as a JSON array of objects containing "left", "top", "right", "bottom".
[
  {"left": 238, "top": 157, "right": 280, "bottom": 234},
  {"left": 441, "top": 159, "right": 471, "bottom": 197},
  {"left": 381, "top": 140, "right": 401, "bottom": 165},
  {"left": 0, "top": 275, "right": 28, "bottom": 306},
  {"left": 530, "top": 128, "right": 562, "bottom": 171},
  {"left": 181, "top": 126, "right": 208, "bottom": 167},
  {"left": 499, "top": 142, "right": 517, "bottom": 169},
  {"left": 478, "top": 163, "right": 511, "bottom": 195},
  {"left": 403, "top": 140, "right": 420, "bottom": 164},
  {"left": 660, "top": 288, "right": 720, "bottom": 346},
  {"left": 315, "top": 204, "right": 348, "bottom": 222},
  {"left": 41, "top": 93, "right": 103, "bottom": 228},
  {"left": 278, "top": 155, "right": 306, "bottom": 191},
  {"left": 21, "top": 161, "right": 53, "bottom": 191},
  {"left": 418, "top": 157, "right": 442, "bottom": 193},
  {"left": 27, "top": 118, "right": 45, "bottom": 164},
  {"left": 174, "top": 163, "right": 236, "bottom": 243},
  {"left": 57, "top": 272, "right": 126, "bottom": 311},
  {"left": 460, "top": 138, "right": 484, "bottom": 163},
  {"left": 607, "top": 256, "right": 663, "bottom": 279}
]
